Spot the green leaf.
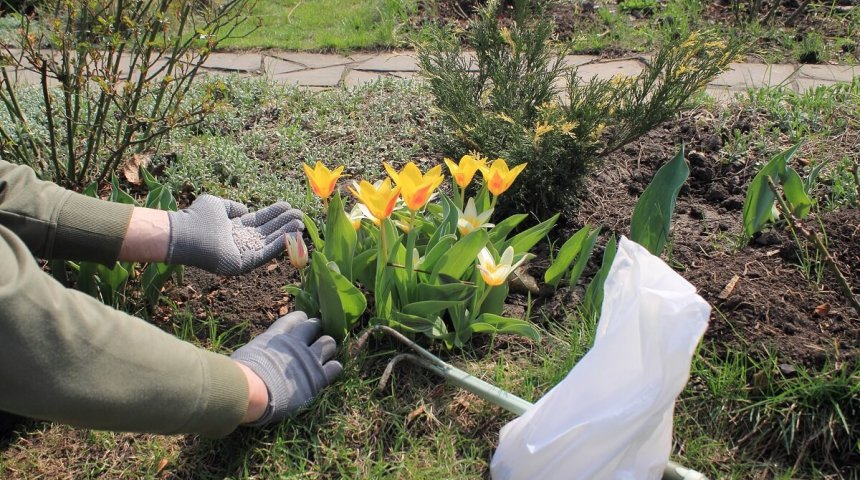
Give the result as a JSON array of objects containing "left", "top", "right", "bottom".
[
  {"left": 545, "top": 225, "right": 591, "bottom": 287},
  {"left": 742, "top": 144, "right": 799, "bottom": 237},
  {"left": 630, "top": 146, "right": 689, "bottom": 255},
  {"left": 419, "top": 234, "right": 456, "bottom": 274},
  {"left": 81, "top": 182, "right": 98, "bottom": 198},
  {"left": 284, "top": 285, "right": 320, "bottom": 317},
  {"left": 141, "top": 169, "right": 177, "bottom": 211},
  {"left": 313, "top": 252, "right": 366, "bottom": 340},
  {"left": 427, "top": 195, "right": 458, "bottom": 250},
  {"left": 470, "top": 313, "right": 540, "bottom": 340},
  {"left": 568, "top": 226, "right": 601, "bottom": 287},
  {"left": 140, "top": 262, "right": 179, "bottom": 306},
  {"left": 323, "top": 193, "right": 357, "bottom": 281},
  {"left": 109, "top": 174, "right": 136, "bottom": 205},
  {"left": 303, "top": 213, "right": 325, "bottom": 250},
  {"left": 403, "top": 300, "right": 465, "bottom": 318},
  {"left": 479, "top": 283, "right": 508, "bottom": 316},
  {"left": 489, "top": 214, "right": 528, "bottom": 245},
  {"left": 431, "top": 229, "right": 488, "bottom": 281},
  {"left": 504, "top": 213, "right": 559, "bottom": 255},
  {"left": 584, "top": 234, "right": 617, "bottom": 320},
  {"left": 416, "top": 282, "right": 474, "bottom": 303},
  {"left": 782, "top": 167, "right": 812, "bottom": 219},
  {"left": 351, "top": 248, "right": 377, "bottom": 291},
  {"left": 389, "top": 311, "right": 449, "bottom": 338}
]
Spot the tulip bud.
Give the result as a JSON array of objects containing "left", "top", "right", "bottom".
[{"left": 285, "top": 232, "right": 309, "bottom": 269}]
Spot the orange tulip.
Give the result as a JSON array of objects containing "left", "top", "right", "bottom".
[
  {"left": 479, "top": 159, "right": 527, "bottom": 197},
  {"left": 348, "top": 179, "right": 401, "bottom": 222},
  {"left": 303, "top": 162, "right": 344, "bottom": 200},
  {"left": 444, "top": 154, "right": 486, "bottom": 189},
  {"left": 384, "top": 161, "right": 444, "bottom": 212}
]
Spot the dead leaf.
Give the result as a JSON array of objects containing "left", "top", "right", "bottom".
[
  {"left": 718, "top": 274, "right": 740, "bottom": 300},
  {"left": 406, "top": 405, "right": 425, "bottom": 424},
  {"left": 266, "top": 262, "right": 278, "bottom": 272},
  {"left": 155, "top": 458, "right": 169, "bottom": 473},
  {"left": 278, "top": 305, "right": 289, "bottom": 316},
  {"left": 813, "top": 303, "right": 830, "bottom": 317},
  {"left": 120, "top": 153, "right": 151, "bottom": 185}
]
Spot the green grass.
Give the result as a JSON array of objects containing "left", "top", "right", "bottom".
[{"left": 219, "top": 0, "right": 415, "bottom": 51}]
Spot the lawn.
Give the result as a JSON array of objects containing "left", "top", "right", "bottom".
[{"left": 218, "top": 0, "right": 415, "bottom": 51}]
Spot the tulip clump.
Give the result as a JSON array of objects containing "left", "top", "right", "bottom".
[{"left": 287, "top": 156, "right": 556, "bottom": 346}]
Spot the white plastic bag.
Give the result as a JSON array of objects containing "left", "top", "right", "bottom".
[{"left": 490, "top": 237, "right": 711, "bottom": 480}]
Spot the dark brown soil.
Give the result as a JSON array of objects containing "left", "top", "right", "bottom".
[{"left": 574, "top": 110, "right": 860, "bottom": 369}]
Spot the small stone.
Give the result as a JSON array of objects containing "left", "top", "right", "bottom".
[
  {"left": 778, "top": 363, "right": 797, "bottom": 377},
  {"left": 689, "top": 206, "right": 705, "bottom": 220}
]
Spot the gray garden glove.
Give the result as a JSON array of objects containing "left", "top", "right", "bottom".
[
  {"left": 166, "top": 194, "right": 304, "bottom": 275},
  {"left": 230, "top": 311, "right": 343, "bottom": 425}
]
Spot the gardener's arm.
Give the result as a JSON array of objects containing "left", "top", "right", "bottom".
[
  {"left": 0, "top": 160, "right": 304, "bottom": 274},
  {"left": 0, "top": 225, "right": 341, "bottom": 434}
]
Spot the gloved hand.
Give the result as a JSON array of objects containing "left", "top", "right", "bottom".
[
  {"left": 230, "top": 311, "right": 342, "bottom": 425},
  {"left": 166, "top": 194, "right": 303, "bottom": 275}
]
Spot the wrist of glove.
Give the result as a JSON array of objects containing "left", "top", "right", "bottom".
[
  {"left": 230, "top": 311, "right": 342, "bottom": 425},
  {"left": 166, "top": 194, "right": 304, "bottom": 276}
]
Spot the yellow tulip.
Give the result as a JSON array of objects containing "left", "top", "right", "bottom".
[
  {"left": 384, "top": 161, "right": 444, "bottom": 212},
  {"left": 348, "top": 179, "right": 401, "bottom": 222},
  {"left": 444, "top": 154, "right": 486, "bottom": 189},
  {"left": 479, "top": 159, "right": 527, "bottom": 197},
  {"left": 284, "top": 233, "right": 309, "bottom": 269},
  {"left": 457, "top": 197, "right": 494, "bottom": 236},
  {"left": 303, "top": 162, "right": 344, "bottom": 200},
  {"left": 476, "top": 246, "right": 529, "bottom": 287}
]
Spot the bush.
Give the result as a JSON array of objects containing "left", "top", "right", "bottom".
[
  {"left": 418, "top": 0, "right": 744, "bottom": 218},
  {"left": 0, "top": 0, "right": 254, "bottom": 189}
]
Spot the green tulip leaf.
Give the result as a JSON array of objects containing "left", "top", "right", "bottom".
[
  {"left": 504, "top": 213, "right": 559, "bottom": 255},
  {"left": 323, "top": 193, "right": 357, "bottom": 281},
  {"left": 782, "top": 166, "right": 812, "bottom": 219},
  {"left": 470, "top": 313, "right": 540, "bottom": 340},
  {"left": 431, "top": 229, "right": 489, "bottom": 281},
  {"left": 742, "top": 143, "right": 799, "bottom": 237},
  {"left": 630, "top": 146, "right": 689, "bottom": 256},
  {"left": 545, "top": 225, "right": 591, "bottom": 288}
]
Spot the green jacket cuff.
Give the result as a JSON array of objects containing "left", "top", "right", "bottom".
[
  {"left": 54, "top": 192, "right": 134, "bottom": 264},
  {"left": 187, "top": 351, "right": 248, "bottom": 438}
]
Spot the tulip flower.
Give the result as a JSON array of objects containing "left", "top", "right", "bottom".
[
  {"left": 303, "top": 162, "right": 344, "bottom": 201},
  {"left": 347, "top": 205, "right": 365, "bottom": 230},
  {"left": 444, "top": 154, "right": 485, "bottom": 189},
  {"left": 284, "top": 232, "right": 309, "bottom": 269},
  {"left": 457, "top": 198, "right": 494, "bottom": 236},
  {"left": 479, "top": 159, "right": 527, "bottom": 197},
  {"left": 348, "top": 178, "right": 401, "bottom": 222},
  {"left": 384, "top": 161, "right": 444, "bottom": 212},
  {"left": 476, "top": 246, "right": 529, "bottom": 287}
]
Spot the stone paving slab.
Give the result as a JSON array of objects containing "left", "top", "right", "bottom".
[
  {"left": 274, "top": 65, "right": 345, "bottom": 87},
  {"left": 356, "top": 52, "right": 420, "bottom": 72},
  {"left": 797, "top": 64, "right": 857, "bottom": 82},
  {"left": 575, "top": 59, "right": 644, "bottom": 81},
  {"left": 262, "top": 56, "right": 305, "bottom": 76},
  {"left": 268, "top": 52, "right": 353, "bottom": 69},
  {"left": 562, "top": 55, "right": 599, "bottom": 68},
  {"left": 344, "top": 70, "right": 386, "bottom": 88},
  {"left": 201, "top": 53, "right": 262, "bottom": 73},
  {"left": 711, "top": 63, "right": 797, "bottom": 89}
]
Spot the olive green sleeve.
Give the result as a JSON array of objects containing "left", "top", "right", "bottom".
[
  {"left": 0, "top": 160, "right": 134, "bottom": 264},
  {"left": 0, "top": 225, "right": 249, "bottom": 436}
]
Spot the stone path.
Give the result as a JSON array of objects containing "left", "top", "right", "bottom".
[{"left": 6, "top": 49, "right": 858, "bottom": 101}]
